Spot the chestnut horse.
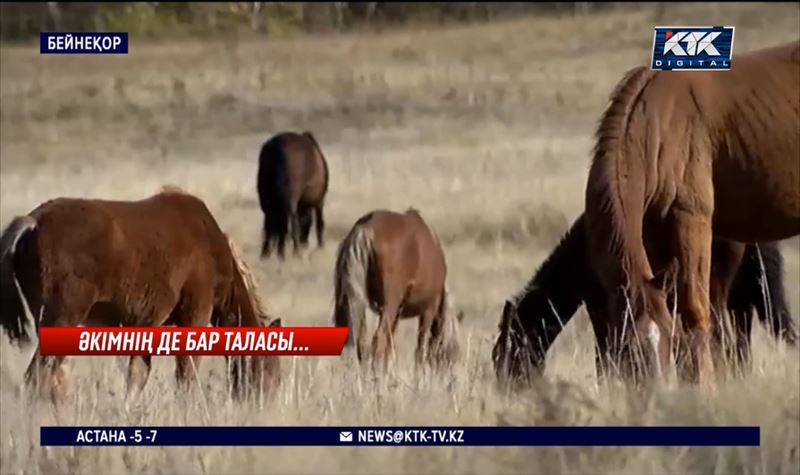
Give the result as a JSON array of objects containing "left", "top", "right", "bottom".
[
  {"left": 583, "top": 41, "right": 799, "bottom": 386},
  {"left": 257, "top": 131, "right": 330, "bottom": 260},
  {"left": 332, "top": 208, "right": 463, "bottom": 372},
  {"left": 0, "top": 186, "right": 281, "bottom": 404},
  {"left": 492, "top": 214, "right": 797, "bottom": 385}
]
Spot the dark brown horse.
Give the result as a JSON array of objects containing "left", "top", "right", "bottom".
[
  {"left": 332, "top": 208, "right": 463, "bottom": 372},
  {"left": 257, "top": 131, "right": 329, "bottom": 260},
  {"left": 0, "top": 186, "right": 281, "bottom": 404},
  {"left": 583, "top": 41, "right": 799, "bottom": 386},
  {"left": 492, "top": 214, "right": 797, "bottom": 385}
]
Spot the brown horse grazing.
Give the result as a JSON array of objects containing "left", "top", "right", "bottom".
[
  {"left": 0, "top": 186, "right": 281, "bottom": 404},
  {"left": 257, "top": 131, "right": 330, "bottom": 260},
  {"left": 583, "top": 41, "right": 800, "bottom": 386},
  {"left": 331, "top": 208, "right": 463, "bottom": 372},
  {"left": 492, "top": 214, "right": 797, "bottom": 386}
]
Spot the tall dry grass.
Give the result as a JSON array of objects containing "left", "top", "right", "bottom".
[{"left": 1, "top": 3, "right": 799, "bottom": 474}]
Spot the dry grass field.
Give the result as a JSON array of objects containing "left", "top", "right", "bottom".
[{"left": 1, "top": 3, "right": 799, "bottom": 474}]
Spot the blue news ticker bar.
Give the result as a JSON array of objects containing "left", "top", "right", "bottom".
[{"left": 41, "top": 426, "right": 760, "bottom": 447}]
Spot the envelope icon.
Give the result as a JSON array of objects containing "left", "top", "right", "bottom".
[{"left": 339, "top": 431, "right": 353, "bottom": 442}]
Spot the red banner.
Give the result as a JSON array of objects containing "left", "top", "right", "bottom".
[{"left": 38, "top": 327, "right": 350, "bottom": 357}]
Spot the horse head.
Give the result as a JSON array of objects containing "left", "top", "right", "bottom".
[
  {"left": 228, "top": 312, "right": 283, "bottom": 405},
  {"left": 492, "top": 299, "right": 539, "bottom": 385},
  {"left": 226, "top": 235, "right": 282, "bottom": 403}
]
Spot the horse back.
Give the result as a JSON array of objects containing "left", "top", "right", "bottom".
[
  {"left": 710, "top": 42, "right": 799, "bottom": 239},
  {"left": 636, "top": 40, "right": 798, "bottom": 157},
  {"left": 259, "top": 132, "right": 327, "bottom": 207},
  {"left": 366, "top": 209, "right": 446, "bottom": 312},
  {"left": 627, "top": 41, "right": 800, "bottom": 241},
  {"left": 26, "top": 192, "right": 232, "bottom": 309},
  {"left": 301, "top": 131, "right": 330, "bottom": 201}
]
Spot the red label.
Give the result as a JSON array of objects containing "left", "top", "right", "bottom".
[{"left": 38, "top": 327, "right": 350, "bottom": 356}]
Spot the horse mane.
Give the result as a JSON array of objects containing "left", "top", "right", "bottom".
[
  {"left": 159, "top": 184, "right": 188, "bottom": 195},
  {"left": 510, "top": 215, "right": 588, "bottom": 306},
  {"left": 586, "top": 65, "right": 658, "bottom": 277},
  {"left": 404, "top": 207, "right": 424, "bottom": 224},
  {"left": 302, "top": 131, "right": 322, "bottom": 154},
  {"left": 226, "top": 235, "right": 271, "bottom": 326}
]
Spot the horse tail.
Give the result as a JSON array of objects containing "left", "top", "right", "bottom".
[
  {"left": 438, "top": 284, "right": 461, "bottom": 336},
  {"left": 750, "top": 243, "right": 798, "bottom": 345},
  {"left": 429, "top": 283, "right": 463, "bottom": 365},
  {"left": 0, "top": 215, "right": 38, "bottom": 346},
  {"left": 425, "top": 215, "right": 455, "bottom": 331},
  {"left": 332, "top": 220, "right": 374, "bottom": 347},
  {"left": 585, "top": 66, "right": 658, "bottom": 301}
]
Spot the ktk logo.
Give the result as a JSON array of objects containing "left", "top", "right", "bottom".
[
  {"left": 662, "top": 31, "right": 722, "bottom": 56},
  {"left": 651, "top": 26, "right": 734, "bottom": 71}
]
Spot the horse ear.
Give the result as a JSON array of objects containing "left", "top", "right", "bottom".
[
  {"left": 303, "top": 131, "right": 317, "bottom": 143},
  {"left": 269, "top": 318, "right": 282, "bottom": 328}
]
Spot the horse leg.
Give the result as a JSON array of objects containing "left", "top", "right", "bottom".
[
  {"left": 25, "top": 285, "right": 94, "bottom": 404},
  {"left": 708, "top": 240, "right": 745, "bottom": 376},
  {"left": 261, "top": 214, "right": 272, "bottom": 259},
  {"left": 290, "top": 204, "right": 302, "bottom": 258},
  {"left": 171, "top": 288, "right": 213, "bottom": 392},
  {"left": 391, "top": 313, "right": 402, "bottom": 349},
  {"left": 276, "top": 207, "right": 288, "bottom": 260},
  {"left": 25, "top": 350, "right": 69, "bottom": 404},
  {"left": 126, "top": 356, "right": 153, "bottom": 399},
  {"left": 315, "top": 204, "right": 325, "bottom": 248},
  {"left": 615, "top": 281, "right": 672, "bottom": 386},
  {"left": 176, "top": 355, "right": 203, "bottom": 392},
  {"left": 298, "top": 205, "right": 313, "bottom": 250},
  {"left": 355, "top": 306, "right": 370, "bottom": 366},
  {"left": 372, "top": 300, "right": 401, "bottom": 374},
  {"left": 416, "top": 305, "right": 437, "bottom": 371},
  {"left": 125, "top": 300, "right": 180, "bottom": 399},
  {"left": 672, "top": 209, "right": 715, "bottom": 387}
]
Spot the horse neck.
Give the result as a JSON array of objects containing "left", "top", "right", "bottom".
[{"left": 515, "top": 217, "right": 592, "bottom": 334}]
